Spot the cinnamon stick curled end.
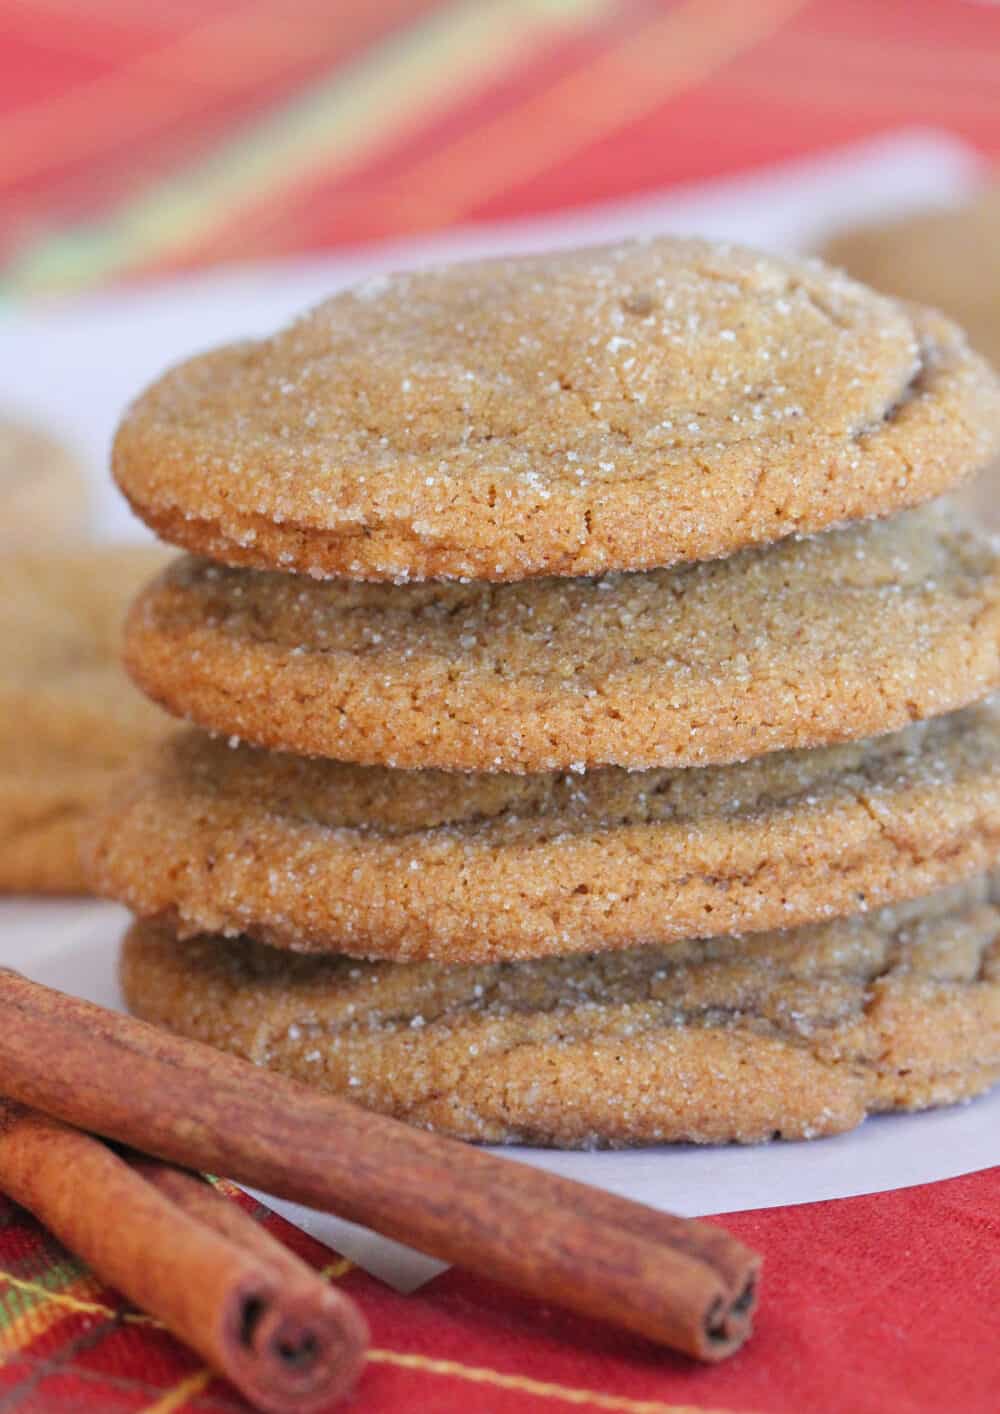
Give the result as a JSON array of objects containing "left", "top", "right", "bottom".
[
  {"left": 224, "top": 1278, "right": 369, "bottom": 1412},
  {"left": 699, "top": 1266, "right": 759, "bottom": 1361},
  {"left": 0, "top": 1100, "right": 369, "bottom": 1413}
]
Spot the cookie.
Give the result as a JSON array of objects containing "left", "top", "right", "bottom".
[
  {"left": 0, "top": 413, "right": 89, "bottom": 546},
  {"left": 124, "top": 503, "right": 1000, "bottom": 773},
  {"left": 955, "top": 466, "right": 999, "bottom": 531},
  {"left": 1, "top": 548, "right": 171, "bottom": 893},
  {"left": 112, "top": 238, "right": 1000, "bottom": 583},
  {"left": 822, "top": 186, "right": 1000, "bottom": 368},
  {"left": 120, "top": 874, "right": 1000, "bottom": 1147},
  {"left": 0, "top": 767, "right": 133, "bottom": 895},
  {"left": 86, "top": 702, "right": 1000, "bottom": 962}
]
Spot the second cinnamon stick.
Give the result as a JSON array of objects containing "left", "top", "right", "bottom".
[{"left": 0, "top": 1101, "right": 367, "bottom": 1411}]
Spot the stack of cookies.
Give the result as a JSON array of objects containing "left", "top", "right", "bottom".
[{"left": 88, "top": 238, "right": 1000, "bottom": 1147}]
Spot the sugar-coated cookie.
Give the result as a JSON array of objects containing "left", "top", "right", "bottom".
[
  {"left": 124, "top": 503, "right": 1000, "bottom": 772},
  {"left": 121, "top": 875, "right": 1000, "bottom": 1147},
  {"left": 113, "top": 238, "right": 1000, "bottom": 582},
  {"left": 87, "top": 703, "right": 1000, "bottom": 962}
]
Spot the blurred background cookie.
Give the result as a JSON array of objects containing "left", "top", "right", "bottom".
[
  {"left": 0, "top": 546, "right": 171, "bottom": 894},
  {"left": 0, "top": 411, "right": 91, "bottom": 546},
  {"left": 822, "top": 187, "right": 1000, "bottom": 527},
  {"left": 822, "top": 186, "right": 1000, "bottom": 368}
]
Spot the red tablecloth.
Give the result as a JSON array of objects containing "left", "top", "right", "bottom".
[
  {"left": 1, "top": 1169, "right": 997, "bottom": 1414},
  {"left": 1, "top": 3, "right": 998, "bottom": 1409}
]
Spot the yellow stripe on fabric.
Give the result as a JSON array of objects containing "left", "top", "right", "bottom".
[
  {"left": 139, "top": 1369, "right": 212, "bottom": 1414},
  {"left": 0, "top": 1257, "right": 85, "bottom": 1309},
  {"left": 3, "top": 0, "right": 615, "bottom": 296},
  {"left": 0, "top": 1270, "right": 122, "bottom": 1356},
  {"left": 320, "top": 1257, "right": 354, "bottom": 1281},
  {"left": 0, "top": 1272, "right": 752, "bottom": 1414},
  {"left": 0, "top": 1289, "right": 86, "bottom": 1356},
  {"left": 367, "top": 1349, "right": 748, "bottom": 1413},
  {"left": 0, "top": 1271, "right": 161, "bottom": 1331},
  {"left": 353, "top": 0, "right": 809, "bottom": 232}
]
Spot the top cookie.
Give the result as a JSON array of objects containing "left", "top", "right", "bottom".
[
  {"left": 113, "top": 238, "right": 1000, "bottom": 582},
  {"left": 823, "top": 187, "right": 1000, "bottom": 369}
]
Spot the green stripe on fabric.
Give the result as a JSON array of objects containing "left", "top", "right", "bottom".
[{"left": 3, "top": 0, "right": 613, "bottom": 296}]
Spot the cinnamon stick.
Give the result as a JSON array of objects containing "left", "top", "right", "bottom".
[
  {"left": 131, "top": 1160, "right": 333, "bottom": 1287},
  {"left": 0, "top": 969, "right": 761, "bottom": 1360},
  {"left": 0, "top": 1101, "right": 367, "bottom": 1412}
]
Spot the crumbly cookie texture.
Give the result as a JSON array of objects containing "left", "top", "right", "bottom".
[
  {"left": 112, "top": 238, "right": 1000, "bottom": 582},
  {"left": 0, "top": 413, "right": 90, "bottom": 547},
  {"left": 86, "top": 702, "right": 1000, "bottom": 963},
  {"left": 822, "top": 186, "right": 1000, "bottom": 368},
  {"left": 0, "top": 548, "right": 171, "bottom": 894},
  {"left": 125, "top": 502, "right": 1000, "bottom": 773},
  {"left": 121, "top": 875, "right": 1000, "bottom": 1147}
]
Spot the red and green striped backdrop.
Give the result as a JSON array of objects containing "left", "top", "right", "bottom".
[
  {"left": 1, "top": 2, "right": 999, "bottom": 1409},
  {"left": 2, "top": 0, "right": 999, "bottom": 296}
]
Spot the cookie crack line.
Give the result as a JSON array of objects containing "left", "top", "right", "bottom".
[
  {"left": 272, "top": 997, "right": 877, "bottom": 1048},
  {"left": 851, "top": 343, "right": 924, "bottom": 441}
]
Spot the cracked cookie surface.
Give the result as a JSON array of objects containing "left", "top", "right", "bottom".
[
  {"left": 1, "top": 548, "right": 171, "bottom": 893},
  {"left": 121, "top": 875, "right": 1000, "bottom": 1146},
  {"left": 126, "top": 502, "right": 1000, "bottom": 772},
  {"left": 86, "top": 702, "right": 1000, "bottom": 961},
  {"left": 112, "top": 238, "right": 1000, "bottom": 582}
]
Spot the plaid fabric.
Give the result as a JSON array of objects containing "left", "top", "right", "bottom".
[{"left": 0, "top": 1167, "right": 998, "bottom": 1413}]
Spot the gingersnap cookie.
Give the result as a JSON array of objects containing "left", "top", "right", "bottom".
[
  {"left": 87, "top": 702, "right": 1000, "bottom": 963},
  {"left": 121, "top": 874, "right": 1000, "bottom": 1147},
  {"left": 822, "top": 186, "right": 1000, "bottom": 368},
  {"left": 1, "top": 548, "right": 171, "bottom": 893},
  {"left": 955, "top": 466, "right": 999, "bottom": 531},
  {"left": 112, "top": 238, "right": 1000, "bottom": 583},
  {"left": 0, "top": 413, "right": 89, "bottom": 547},
  {"left": 124, "top": 503, "right": 1000, "bottom": 773},
  {"left": 1, "top": 767, "right": 135, "bottom": 895}
]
